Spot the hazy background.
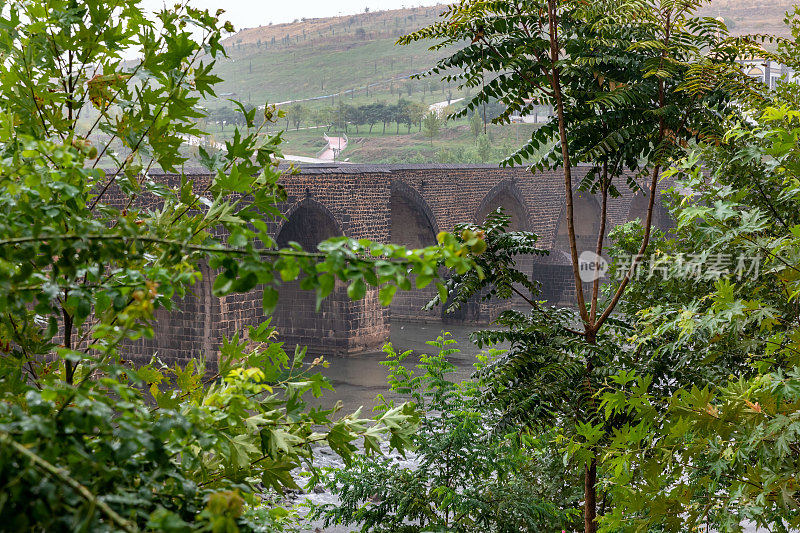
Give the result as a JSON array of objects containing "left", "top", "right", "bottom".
[{"left": 139, "top": 0, "right": 446, "bottom": 30}]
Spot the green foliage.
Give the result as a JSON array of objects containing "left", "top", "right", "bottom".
[
  {"left": 428, "top": 210, "right": 545, "bottom": 314},
  {"left": 0, "top": 321, "right": 418, "bottom": 531},
  {"left": 422, "top": 110, "right": 442, "bottom": 144},
  {"left": 469, "top": 111, "right": 482, "bottom": 139},
  {"left": 476, "top": 133, "right": 491, "bottom": 162},
  {"left": 0, "top": 0, "right": 481, "bottom": 530},
  {"left": 401, "top": 4, "right": 790, "bottom": 530},
  {"left": 592, "top": 103, "right": 800, "bottom": 530},
  {"left": 314, "top": 334, "right": 576, "bottom": 532}
]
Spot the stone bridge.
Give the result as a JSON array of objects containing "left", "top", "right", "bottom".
[{"left": 125, "top": 163, "right": 672, "bottom": 365}]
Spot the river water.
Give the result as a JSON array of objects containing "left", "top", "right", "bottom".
[{"left": 314, "top": 320, "right": 504, "bottom": 412}]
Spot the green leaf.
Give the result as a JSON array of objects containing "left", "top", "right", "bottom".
[
  {"left": 347, "top": 278, "right": 366, "bottom": 301},
  {"left": 262, "top": 286, "right": 279, "bottom": 314},
  {"left": 379, "top": 284, "right": 397, "bottom": 306}
]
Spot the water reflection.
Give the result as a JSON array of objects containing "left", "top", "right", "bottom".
[{"left": 316, "top": 320, "right": 508, "bottom": 411}]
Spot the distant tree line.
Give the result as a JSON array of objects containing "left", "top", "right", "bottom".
[
  {"left": 281, "top": 99, "right": 431, "bottom": 134},
  {"left": 208, "top": 98, "right": 507, "bottom": 139}
]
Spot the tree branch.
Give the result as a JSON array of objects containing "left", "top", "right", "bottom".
[{"left": 0, "top": 432, "right": 139, "bottom": 533}]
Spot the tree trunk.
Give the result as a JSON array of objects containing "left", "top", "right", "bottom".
[
  {"left": 583, "top": 328, "right": 599, "bottom": 533},
  {"left": 584, "top": 458, "right": 597, "bottom": 533},
  {"left": 63, "top": 308, "right": 74, "bottom": 385}
]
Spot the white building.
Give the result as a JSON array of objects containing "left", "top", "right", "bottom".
[{"left": 738, "top": 58, "right": 799, "bottom": 89}]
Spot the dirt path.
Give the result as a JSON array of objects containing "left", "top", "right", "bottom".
[
  {"left": 428, "top": 97, "right": 464, "bottom": 116},
  {"left": 319, "top": 134, "right": 347, "bottom": 161}
]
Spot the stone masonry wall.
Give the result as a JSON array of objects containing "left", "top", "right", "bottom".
[{"left": 109, "top": 164, "right": 670, "bottom": 365}]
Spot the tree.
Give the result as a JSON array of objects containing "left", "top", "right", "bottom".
[
  {"left": 290, "top": 104, "right": 307, "bottom": 130},
  {"left": 316, "top": 105, "right": 336, "bottom": 131},
  {"left": 470, "top": 111, "right": 483, "bottom": 140},
  {"left": 345, "top": 104, "right": 364, "bottom": 134},
  {"left": 335, "top": 102, "right": 352, "bottom": 132},
  {"left": 0, "top": 0, "right": 481, "bottom": 529},
  {"left": 595, "top": 102, "right": 800, "bottom": 532},
  {"left": 316, "top": 335, "right": 575, "bottom": 531},
  {"left": 376, "top": 102, "right": 391, "bottom": 134},
  {"left": 392, "top": 101, "right": 404, "bottom": 134},
  {"left": 361, "top": 103, "right": 377, "bottom": 133},
  {"left": 407, "top": 101, "right": 428, "bottom": 132},
  {"left": 401, "top": 0, "right": 750, "bottom": 530},
  {"left": 396, "top": 98, "right": 419, "bottom": 133},
  {"left": 422, "top": 110, "right": 441, "bottom": 145},
  {"left": 477, "top": 133, "right": 492, "bottom": 162}
]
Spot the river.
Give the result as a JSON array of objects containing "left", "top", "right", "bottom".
[{"left": 314, "top": 320, "right": 504, "bottom": 412}]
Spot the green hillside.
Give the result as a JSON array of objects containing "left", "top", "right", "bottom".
[
  {"left": 211, "top": 5, "right": 460, "bottom": 107},
  {"left": 198, "top": 1, "right": 798, "bottom": 164}
]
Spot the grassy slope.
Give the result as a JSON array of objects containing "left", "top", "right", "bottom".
[
  {"left": 211, "top": 5, "right": 456, "bottom": 106},
  {"left": 697, "top": 0, "right": 797, "bottom": 38},
  {"left": 204, "top": 1, "right": 796, "bottom": 163}
]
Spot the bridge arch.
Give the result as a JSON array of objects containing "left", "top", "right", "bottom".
[
  {"left": 628, "top": 189, "right": 670, "bottom": 232},
  {"left": 276, "top": 197, "right": 343, "bottom": 250},
  {"left": 554, "top": 190, "right": 602, "bottom": 254},
  {"left": 388, "top": 181, "right": 440, "bottom": 320},
  {"left": 272, "top": 198, "right": 379, "bottom": 355},
  {"left": 475, "top": 180, "right": 530, "bottom": 231},
  {"left": 389, "top": 181, "right": 438, "bottom": 246},
  {"left": 470, "top": 180, "right": 532, "bottom": 314}
]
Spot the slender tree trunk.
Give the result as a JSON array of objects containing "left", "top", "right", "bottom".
[
  {"left": 585, "top": 458, "right": 598, "bottom": 533},
  {"left": 582, "top": 328, "right": 599, "bottom": 533},
  {"left": 590, "top": 162, "right": 610, "bottom": 323},
  {"left": 63, "top": 307, "right": 74, "bottom": 385},
  {"left": 546, "top": 0, "right": 588, "bottom": 323},
  {"left": 545, "top": 4, "right": 597, "bottom": 530}
]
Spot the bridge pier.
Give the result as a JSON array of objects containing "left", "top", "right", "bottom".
[{"left": 272, "top": 280, "right": 389, "bottom": 356}]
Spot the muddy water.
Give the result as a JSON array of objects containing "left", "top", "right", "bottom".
[{"left": 314, "top": 320, "right": 507, "bottom": 412}]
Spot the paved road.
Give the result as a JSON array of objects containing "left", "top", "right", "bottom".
[{"left": 319, "top": 134, "right": 347, "bottom": 161}]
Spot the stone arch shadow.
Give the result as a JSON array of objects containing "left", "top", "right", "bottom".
[
  {"left": 627, "top": 188, "right": 671, "bottom": 233},
  {"left": 388, "top": 180, "right": 441, "bottom": 321},
  {"left": 474, "top": 179, "right": 532, "bottom": 231},
  {"left": 442, "top": 180, "right": 534, "bottom": 322},
  {"left": 275, "top": 197, "right": 344, "bottom": 249},
  {"left": 553, "top": 187, "right": 603, "bottom": 255},
  {"left": 544, "top": 186, "right": 604, "bottom": 307},
  {"left": 271, "top": 196, "right": 387, "bottom": 355}
]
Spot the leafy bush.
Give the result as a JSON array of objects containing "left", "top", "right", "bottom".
[
  {"left": 314, "top": 334, "right": 576, "bottom": 532},
  {"left": 0, "top": 318, "right": 423, "bottom": 532},
  {"left": 593, "top": 104, "right": 800, "bottom": 532}
]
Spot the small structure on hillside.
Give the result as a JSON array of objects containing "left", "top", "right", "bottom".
[{"left": 738, "top": 58, "right": 799, "bottom": 89}]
